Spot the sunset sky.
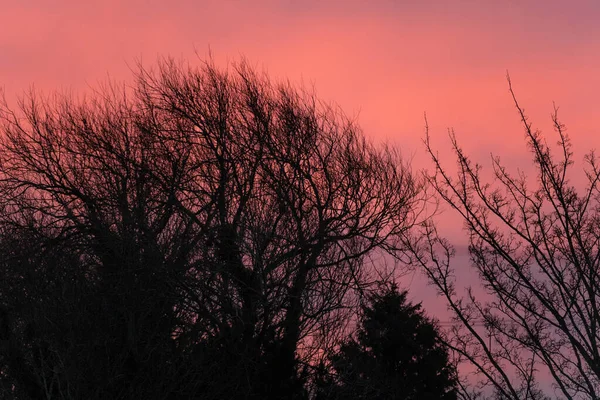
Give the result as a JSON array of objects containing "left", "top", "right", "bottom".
[
  {"left": 2, "top": 1, "right": 599, "bottom": 322},
  {"left": 3, "top": 1, "right": 599, "bottom": 167}
]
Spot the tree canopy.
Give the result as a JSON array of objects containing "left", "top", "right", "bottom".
[{"left": 0, "top": 57, "right": 424, "bottom": 399}]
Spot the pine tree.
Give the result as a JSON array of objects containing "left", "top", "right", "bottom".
[{"left": 316, "top": 285, "right": 458, "bottom": 400}]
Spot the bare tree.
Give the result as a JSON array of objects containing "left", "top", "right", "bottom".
[
  {"left": 404, "top": 77, "right": 600, "bottom": 399},
  {"left": 0, "top": 57, "right": 424, "bottom": 399}
]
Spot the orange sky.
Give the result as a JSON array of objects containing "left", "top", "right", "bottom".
[{"left": 2, "top": 1, "right": 599, "bottom": 329}]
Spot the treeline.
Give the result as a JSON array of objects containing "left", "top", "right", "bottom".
[{"left": 0, "top": 57, "right": 599, "bottom": 399}]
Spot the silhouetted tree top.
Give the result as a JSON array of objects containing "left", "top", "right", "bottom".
[
  {"left": 403, "top": 76, "right": 600, "bottom": 399},
  {"left": 0, "top": 56, "right": 426, "bottom": 399},
  {"left": 316, "top": 284, "right": 458, "bottom": 400}
]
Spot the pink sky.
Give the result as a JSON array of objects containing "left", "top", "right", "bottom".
[
  {"left": 2, "top": 1, "right": 599, "bottom": 332},
  {"left": 2, "top": 1, "right": 598, "bottom": 161}
]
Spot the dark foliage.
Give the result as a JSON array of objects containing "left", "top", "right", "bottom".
[{"left": 316, "top": 284, "right": 458, "bottom": 400}]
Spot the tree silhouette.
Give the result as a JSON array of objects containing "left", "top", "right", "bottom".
[
  {"left": 404, "top": 76, "right": 600, "bottom": 399},
  {"left": 316, "top": 284, "right": 458, "bottom": 400},
  {"left": 0, "top": 57, "right": 425, "bottom": 399}
]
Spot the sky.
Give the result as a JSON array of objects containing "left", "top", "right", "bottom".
[
  {"left": 2, "top": 1, "right": 598, "bottom": 170},
  {"left": 2, "top": 0, "right": 599, "bottom": 338}
]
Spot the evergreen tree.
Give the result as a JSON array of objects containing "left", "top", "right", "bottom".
[{"left": 316, "top": 285, "right": 458, "bottom": 400}]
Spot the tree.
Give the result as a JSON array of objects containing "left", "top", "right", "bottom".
[
  {"left": 404, "top": 76, "right": 600, "bottom": 399},
  {"left": 0, "top": 57, "right": 424, "bottom": 399},
  {"left": 316, "top": 284, "right": 458, "bottom": 400}
]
